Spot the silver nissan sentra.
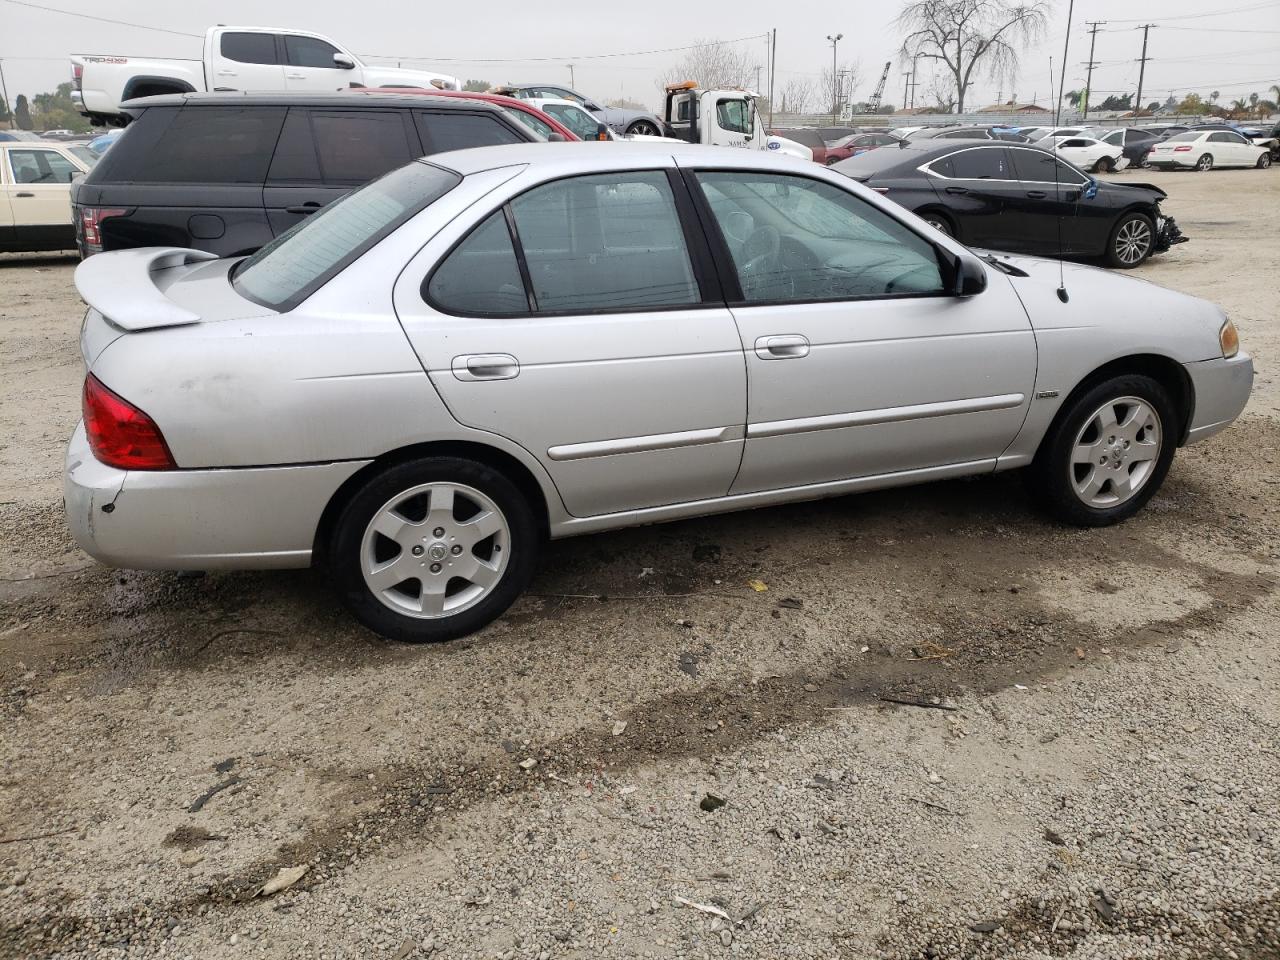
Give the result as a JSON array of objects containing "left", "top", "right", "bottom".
[{"left": 64, "top": 143, "right": 1253, "bottom": 642}]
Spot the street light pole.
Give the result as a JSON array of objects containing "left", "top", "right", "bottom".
[
  {"left": 826, "top": 33, "right": 843, "bottom": 116},
  {"left": 567, "top": 63, "right": 575, "bottom": 88}
]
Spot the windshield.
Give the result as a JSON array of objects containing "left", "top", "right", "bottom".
[
  {"left": 233, "top": 161, "right": 460, "bottom": 311},
  {"left": 1165, "top": 132, "right": 1201, "bottom": 142},
  {"left": 544, "top": 103, "right": 601, "bottom": 140},
  {"left": 503, "top": 107, "right": 557, "bottom": 140}
]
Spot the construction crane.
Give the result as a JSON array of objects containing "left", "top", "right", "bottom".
[{"left": 862, "top": 61, "right": 891, "bottom": 114}]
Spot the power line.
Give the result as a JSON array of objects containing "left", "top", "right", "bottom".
[
  {"left": 0, "top": 0, "right": 202, "bottom": 38},
  {"left": 1105, "top": 1, "right": 1280, "bottom": 23},
  {"left": 362, "top": 34, "right": 771, "bottom": 64}
]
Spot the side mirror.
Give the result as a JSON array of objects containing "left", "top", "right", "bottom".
[
  {"left": 951, "top": 253, "right": 987, "bottom": 297},
  {"left": 584, "top": 101, "right": 602, "bottom": 113},
  {"left": 333, "top": 53, "right": 356, "bottom": 70},
  {"left": 547, "top": 133, "right": 567, "bottom": 142},
  {"left": 596, "top": 122, "right": 610, "bottom": 142}
]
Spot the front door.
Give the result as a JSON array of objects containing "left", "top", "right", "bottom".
[
  {"left": 708, "top": 95, "right": 756, "bottom": 149},
  {"left": 5, "top": 148, "right": 77, "bottom": 236},
  {"left": 687, "top": 167, "right": 1035, "bottom": 494},
  {"left": 393, "top": 166, "right": 747, "bottom": 517},
  {"left": 282, "top": 34, "right": 352, "bottom": 92},
  {"left": 1005, "top": 146, "right": 1094, "bottom": 255},
  {"left": 212, "top": 31, "right": 285, "bottom": 91}
]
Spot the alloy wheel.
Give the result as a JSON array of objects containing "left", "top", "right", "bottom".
[
  {"left": 627, "top": 120, "right": 661, "bottom": 137},
  {"left": 1197, "top": 153, "right": 1214, "bottom": 171},
  {"left": 360, "top": 482, "right": 510, "bottom": 619},
  {"left": 1069, "top": 396, "right": 1162, "bottom": 508},
  {"left": 1113, "top": 218, "right": 1152, "bottom": 266}
]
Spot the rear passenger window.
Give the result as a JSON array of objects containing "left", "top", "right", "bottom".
[
  {"left": 127, "top": 107, "right": 286, "bottom": 183},
  {"left": 947, "top": 148, "right": 1013, "bottom": 180},
  {"left": 267, "top": 109, "right": 321, "bottom": 182},
  {"left": 510, "top": 171, "right": 700, "bottom": 312},
  {"left": 427, "top": 212, "right": 529, "bottom": 315},
  {"left": 311, "top": 112, "right": 414, "bottom": 184},
  {"left": 417, "top": 112, "right": 526, "bottom": 153},
  {"left": 221, "top": 32, "right": 278, "bottom": 65}
]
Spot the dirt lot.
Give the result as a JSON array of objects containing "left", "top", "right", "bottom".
[{"left": 1, "top": 168, "right": 1278, "bottom": 960}]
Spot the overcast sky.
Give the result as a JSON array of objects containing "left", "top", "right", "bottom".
[{"left": 2, "top": 0, "right": 1277, "bottom": 112}]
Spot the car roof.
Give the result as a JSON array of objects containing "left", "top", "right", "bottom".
[
  {"left": 0, "top": 139, "right": 81, "bottom": 148},
  {"left": 425, "top": 140, "right": 816, "bottom": 177},
  {"left": 119, "top": 91, "right": 506, "bottom": 111}
]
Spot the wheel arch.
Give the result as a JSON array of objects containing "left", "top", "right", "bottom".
[
  {"left": 916, "top": 206, "right": 958, "bottom": 238},
  {"left": 312, "top": 440, "right": 552, "bottom": 565},
  {"left": 1039, "top": 354, "right": 1196, "bottom": 460},
  {"left": 121, "top": 76, "right": 198, "bottom": 101}
]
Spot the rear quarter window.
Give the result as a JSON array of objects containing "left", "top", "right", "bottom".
[
  {"left": 417, "top": 111, "right": 530, "bottom": 152},
  {"left": 110, "top": 106, "right": 287, "bottom": 184}
]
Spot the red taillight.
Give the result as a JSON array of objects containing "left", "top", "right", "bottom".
[
  {"left": 1173, "top": 145, "right": 1192, "bottom": 152},
  {"left": 71, "top": 62, "right": 83, "bottom": 86},
  {"left": 79, "top": 207, "right": 130, "bottom": 251},
  {"left": 82, "top": 374, "right": 176, "bottom": 470}
]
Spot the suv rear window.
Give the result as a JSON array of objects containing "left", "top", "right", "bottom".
[
  {"left": 121, "top": 106, "right": 287, "bottom": 184},
  {"left": 233, "top": 161, "right": 460, "bottom": 311}
]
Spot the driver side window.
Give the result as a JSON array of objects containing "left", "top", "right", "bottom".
[{"left": 694, "top": 171, "right": 945, "bottom": 304}]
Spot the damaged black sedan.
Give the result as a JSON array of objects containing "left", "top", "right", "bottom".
[{"left": 832, "top": 140, "right": 1186, "bottom": 268}]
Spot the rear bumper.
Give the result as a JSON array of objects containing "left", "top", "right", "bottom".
[
  {"left": 1184, "top": 353, "right": 1254, "bottom": 444},
  {"left": 64, "top": 422, "right": 369, "bottom": 570},
  {"left": 1149, "top": 157, "right": 1196, "bottom": 169}
]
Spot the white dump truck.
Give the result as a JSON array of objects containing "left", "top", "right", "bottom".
[{"left": 71, "top": 26, "right": 460, "bottom": 125}]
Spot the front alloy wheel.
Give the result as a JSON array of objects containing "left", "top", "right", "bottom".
[
  {"left": 330, "top": 457, "right": 538, "bottom": 642},
  {"left": 1257, "top": 153, "right": 1272, "bottom": 169},
  {"left": 626, "top": 120, "right": 661, "bottom": 137},
  {"left": 1027, "top": 374, "right": 1177, "bottom": 527},
  {"left": 1106, "top": 213, "right": 1154, "bottom": 269}
]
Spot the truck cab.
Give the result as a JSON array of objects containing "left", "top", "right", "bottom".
[{"left": 661, "top": 82, "right": 812, "bottom": 161}]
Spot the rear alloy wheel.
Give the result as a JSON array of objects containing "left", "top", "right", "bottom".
[
  {"left": 1027, "top": 374, "right": 1177, "bottom": 527},
  {"left": 1105, "top": 212, "right": 1155, "bottom": 269},
  {"left": 330, "top": 457, "right": 538, "bottom": 642},
  {"left": 1257, "top": 153, "right": 1272, "bottom": 169},
  {"left": 626, "top": 120, "right": 661, "bottom": 137},
  {"left": 1196, "top": 153, "right": 1214, "bottom": 172}
]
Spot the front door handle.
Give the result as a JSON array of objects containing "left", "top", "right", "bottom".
[
  {"left": 754, "top": 334, "right": 810, "bottom": 360},
  {"left": 15, "top": 192, "right": 34, "bottom": 198},
  {"left": 286, "top": 202, "right": 322, "bottom": 215},
  {"left": 286, "top": 73, "right": 306, "bottom": 80},
  {"left": 945, "top": 186, "right": 969, "bottom": 195},
  {"left": 1025, "top": 190, "right": 1047, "bottom": 199},
  {"left": 452, "top": 354, "right": 520, "bottom": 381}
]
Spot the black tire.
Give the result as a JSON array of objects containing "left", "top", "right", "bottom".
[
  {"left": 1092, "top": 157, "right": 1112, "bottom": 173},
  {"left": 920, "top": 211, "right": 955, "bottom": 237},
  {"left": 1195, "top": 153, "right": 1214, "bottom": 172},
  {"left": 328, "top": 457, "right": 539, "bottom": 643},
  {"left": 1104, "top": 211, "right": 1155, "bottom": 269},
  {"left": 626, "top": 120, "right": 661, "bottom": 137},
  {"left": 1026, "top": 374, "right": 1178, "bottom": 527},
  {"left": 1257, "top": 153, "right": 1272, "bottom": 169}
]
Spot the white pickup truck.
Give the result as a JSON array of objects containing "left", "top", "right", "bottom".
[{"left": 71, "top": 26, "right": 460, "bottom": 125}]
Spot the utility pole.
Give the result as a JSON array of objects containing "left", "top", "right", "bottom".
[
  {"left": 826, "top": 33, "right": 843, "bottom": 116},
  {"left": 567, "top": 63, "right": 576, "bottom": 88},
  {"left": 1134, "top": 24, "right": 1155, "bottom": 116},
  {"left": 907, "top": 68, "right": 919, "bottom": 110},
  {"left": 0, "top": 59, "right": 11, "bottom": 128},
  {"left": 1081, "top": 20, "right": 1105, "bottom": 119},
  {"left": 755, "top": 66, "right": 762, "bottom": 93},
  {"left": 902, "top": 72, "right": 911, "bottom": 113},
  {"left": 1054, "top": 0, "right": 1075, "bottom": 126},
  {"left": 768, "top": 28, "right": 777, "bottom": 127}
]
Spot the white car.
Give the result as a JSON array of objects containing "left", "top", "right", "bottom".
[
  {"left": 1148, "top": 130, "right": 1272, "bottom": 171},
  {"left": 1, "top": 140, "right": 96, "bottom": 253},
  {"left": 1042, "top": 135, "right": 1128, "bottom": 173}
]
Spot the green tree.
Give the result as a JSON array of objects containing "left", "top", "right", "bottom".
[
  {"left": 1175, "top": 93, "right": 1204, "bottom": 115},
  {"left": 0, "top": 98, "right": 10, "bottom": 125},
  {"left": 1097, "top": 93, "right": 1131, "bottom": 112},
  {"left": 1065, "top": 88, "right": 1085, "bottom": 108},
  {"left": 14, "top": 94, "right": 32, "bottom": 130},
  {"left": 463, "top": 79, "right": 490, "bottom": 92},
  {"left": 28, "top": 82, "right": 91, "bottom": 132}
]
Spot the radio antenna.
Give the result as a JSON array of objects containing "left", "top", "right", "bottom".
[{"left": 1054, "top": 0, "right": 1076, "bottom": 303}]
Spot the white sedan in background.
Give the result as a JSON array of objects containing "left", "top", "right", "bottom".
[
  {"left": 1040, "top": 135, "right": 1128, "bottom": 173},
  {"left": 1148, "top": 130, "right": 1272, "bottom": 171}
]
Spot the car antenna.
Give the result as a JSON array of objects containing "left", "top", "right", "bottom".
[{"left": 1053, "top": 0, "right": 1075, "bottom": 303}]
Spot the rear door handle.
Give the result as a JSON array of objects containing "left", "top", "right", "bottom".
[
  {"left": 286, "top": 202, "right": 322, "bottom": 215},
  {"left": 1025, "top": 190, "right": 1047, "bottom": 199},
  {"left": 15, "top": 192, "right": 34, "bottom": 198},
  {"left": 754, "top": 334, "right": 810, "bottom": 360},
  {"left": 286, "top": 73, "right": 306, "bottom": 80},
  {"left": 452, "top": 354, "right": 520, "bottom": 381},
  {"left": 944, "top": 186, "right": 969, "bottom": 195}
]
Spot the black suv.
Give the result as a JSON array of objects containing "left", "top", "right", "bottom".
[{"left": 72, "top": 92, "right": 541, "bottom": 257}]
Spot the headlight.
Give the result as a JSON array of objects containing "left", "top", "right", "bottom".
[{"left": 1219, "top": 318, "right": 1240, "bottom": 359}]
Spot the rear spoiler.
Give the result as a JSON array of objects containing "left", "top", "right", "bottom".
[{"left": 75, "top": 247, "right": 217, "bottom": 331}]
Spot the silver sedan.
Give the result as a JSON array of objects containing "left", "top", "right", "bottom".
[{"left": 64, "top": 144, "right": 1253, "bottom": 642}]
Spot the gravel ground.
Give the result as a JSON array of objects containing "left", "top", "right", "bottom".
[{"left": 1, "top": 167, "right": 1277, "bottom": 960}]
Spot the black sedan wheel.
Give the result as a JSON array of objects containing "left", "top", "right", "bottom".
[
  {"left": 1105, "top": 212, "right": 1155, "bottom": 269},
  {"left": 920, "top": 212, "right": 954, "bottom": 237},
  {"left": 1195, "top": 153, "right": 1214, "bottom": 172},
  {"left": 626, "top": 120, "right": 661, "bottom": 137}
]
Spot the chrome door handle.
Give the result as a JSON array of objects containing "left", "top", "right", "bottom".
[
  {"left": 754, "top": 334, "right": 810, "bottom": 360},
  {"left": 286, "top": 73, "right": 306, "bottom": 80},
  {"left": 452, "top": 354, "right": 520, "bottom": 381}
]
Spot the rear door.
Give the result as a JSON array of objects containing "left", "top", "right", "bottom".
[
  {"left": 393, "top": 166, "right": 747, "bottom": 517},
  {"left": 923, "top": 146, "right": 1021, "bottom": 249},
  {"left": 264, "top": 108, "right": 419, "bottom": 236},
  {"left": 281, "top": 34, "right": 351, "bottom": 92},
  {"left": 212, "top": 31, "right": 285, "bottom": 91},
  {"left": 0, "top": 148, "right": 16, "bottom": 247}
]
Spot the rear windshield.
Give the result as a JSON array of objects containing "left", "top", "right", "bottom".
[
  {"left": 1165, "top": 132, "right": 1200, "bottom": 142},
  {"left": 232, "top": 161, "right": 461, "bottom": 311}
]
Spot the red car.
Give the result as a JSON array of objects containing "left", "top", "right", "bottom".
[
  {"left": 354, "top": 88, "right": 581, "bottom": 141},
  {"left": 823, "top": 132, "right": 903, "bottom": 165}
]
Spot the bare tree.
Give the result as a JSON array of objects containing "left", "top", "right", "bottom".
[
  {"left": 925, "top": 73, "right": 958, "bottom": 112},
  {"left": 658, "top": 40, "right": 760, "bottom": 92},
  {"left": 897, "top": 0, "right": 1050, "bottom": 114},
  {"left": 777, "top": 77, "right": 816, "bottom": 114},
  {"left": 819, "top": 60, "right": 864, "bottom": 115}
]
